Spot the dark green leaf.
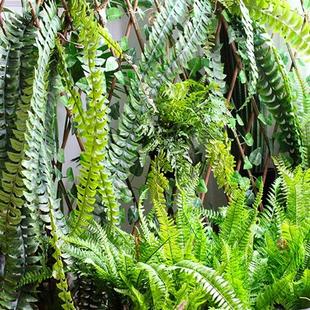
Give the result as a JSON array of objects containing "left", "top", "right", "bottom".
[
  {"left": 110, "top": 102, "right": 120, "bottom": 120},
  {"left": 249, "top": 147, "right": 262, "bottom": 166}
]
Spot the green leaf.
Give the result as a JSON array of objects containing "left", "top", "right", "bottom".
[
  {"left": 197, "top": 178, "right": 208, "bottom": 193},
  {"left": 239, "top": 70, "right": 247, "bottom": 84},
  {"left": 76, "top": 77, "right": 89, "bottom": 92},
  {"left": 249, "top": 147, "right": 262, "bottom": 166},
  {"left": 243, "top": 156, "right": 253, "bottom": 170},
  {"left": 120, "top": 36, "right": 129, "bottom": 51},
  {"left": 115, "top": 71, "right": 125, "bottom": 85},
  {"left": 130, "top": 159, "right": 143, "bottom": 176},
  {"left": 257, "top": 113, "right": 267, "bottom": 125},
  {"left": 106, "top": 56, "right": 119, "bottom": 72},
  {"left": 228, "top": 117, "right": 236, "bottom": 129},
  {"left": 244, "top": 133, "right": 253, "bottom": 146},
  {"left": 57, "top": 148, "right": 65, "bottom": 163},
  {"left": 107, "top": 7, "right": 123, "bottom": 21},
  {"left": 66, "top": 167, "right": 74, "bottom": 182},
  {"left": 236, "top": 114, "right": 244, "bottom": 126},
  {"left": 110, "top": 102, "right": 120, "bottom": 120},
  {"left": 128, "top": 205, "right": 139, "bottom": 225}
]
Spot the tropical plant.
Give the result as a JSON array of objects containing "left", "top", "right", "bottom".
[
  {"left": 64, "top": 158, "right": 310, "bottom": 309},
  {"left": 0, "top": 0, "right": 309, "bottom": 308}
]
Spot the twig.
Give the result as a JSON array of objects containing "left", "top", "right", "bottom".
[
  {"left": 200, "top": 165, "right": 212, "bottom": 203},
  {"left": 94, "top": 0, "right": 108, "bottom": 27},
  {"left": 28, "top": 0, "right": 40, "bottom": 28},
  {"left": 124, "top": 0, "right": 145, "bottom": 53}
]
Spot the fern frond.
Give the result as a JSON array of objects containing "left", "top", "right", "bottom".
[
  {"left": 207, "top": 139, "right": 236, "bottom": 196},
  {"left": 49, "top": 197, "right": 75, "bottom": 310},
  {"left": 66, "top": 0, "right": 119, "bottom": 232},
  {"left": 140, "top": 0, "right": 190, "bottom": 73},
  {"left": 255, "top": 32, "right": 303, "bottom": 164},
  {"left": 173, "top": 260, "right": 243, "bottom": 309},
  {"left": 145, "top": 0, "right": 214, "bottom": 94},
  {"left": 147, "top": 156, "right": 182, "bottom": 264},
  {"left": 256, "top": 272, "right": 295, "bottom": 309},
  {"left": 0, "top": 12, "right": 25, "bottom": 169},
  {"left": 244, "top": 0, "right": 310, "bottom": 57},
  {"left": 18, "top": 267, "right": 52, "bottom": 288},
  {"left": 137, "top": 262, "right": 170, "bottom": 309},
  {"left": 239, "top": 0, "right": 258, "bottom": 99},
  {"left": 0, "top": 4, "right": 61, "bottom": 307}
]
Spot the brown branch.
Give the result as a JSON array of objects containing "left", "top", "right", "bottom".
[
  {"left": 28, "top": 1, "right": 40, "bottom": 28},
  {"left": 124, "top": 0, "right": 145, "bottom": 53},
  {"left": 200, "top": 165, "right": 212, "bottom": 203}
]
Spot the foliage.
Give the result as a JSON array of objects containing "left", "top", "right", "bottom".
[
  {"left": 254, "top": 31, "right": 303, "bottom": 164},
  {"left": 64, "top": 160, "right": 310, "bottom": 309},
  {"left": 0, "top": 4, "right": 62, "bottom": 308},
  {"left": 0, "top": 0, "right": 309, "bottom": 308}
]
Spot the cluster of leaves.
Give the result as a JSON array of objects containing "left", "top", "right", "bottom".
[
  {"left": 65, "top": 158, "right": 310, "bottom": 309},
  {"left": 0, "top": 0, "right": 309, "bottom": 308}
]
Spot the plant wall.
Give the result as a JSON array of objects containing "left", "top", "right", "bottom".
[{"left": 0, "top": 0, "right": 309, "bottom": 309}]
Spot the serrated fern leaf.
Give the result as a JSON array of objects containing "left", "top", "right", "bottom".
[
  {"left": 173, "top": 260, "right": 243, "bottom": 309},
  {"left": 0, "top": 4, "right": 61, "bottom": 308},
  {"left": 66, "top": 0, "right": 119, "bottom": 232},
  {"left": 140, "top": 0, "right": 190, "bottom": 73},
  {"left": 244, "top": 0, "right": 310, "bottom": 57},
  {"left": 255, "top": 32, "right": 303, "bottom": 164}
]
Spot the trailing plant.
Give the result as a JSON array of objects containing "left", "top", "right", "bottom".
[
  {"left": 0, "top": 0, "right": 309, "bottom": 308},
  {"left": 0, "top": 4, "right": 63, "bottom": 308}
]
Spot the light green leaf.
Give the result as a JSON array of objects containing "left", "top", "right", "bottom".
[
  {"left": 57, "top": 148, "right": 65, "bottom": 163},
  {"left": 244, "top": 133, "right": 253, "bottom": 146},
  {"left": 236, "top": 114, "right": 244, "bottom": 126},
  {"left": 115, "top": 71, "right": 125, "bottom": 85},
  {"left": 239, "top": 70, "right": 247, "bottom": 84},
  {"left": 107, "top": 7, "right": 123, "bottom": 21},
  {"left": 106, "top": 56, "right": 119, "bottom": 72},
  {"left": 243, "top": 156, "right": 253, "bottom": 170}
]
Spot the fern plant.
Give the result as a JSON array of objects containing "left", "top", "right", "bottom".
[
  {"left": 64, "top": 158, "right": 310, "bottom": 309},
  {"left": 64, "top": 157, "right": 244, "bottom": 309}
]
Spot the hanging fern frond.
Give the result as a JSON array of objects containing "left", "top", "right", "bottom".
[
  {"left": 239, "top": 0, "right": 258, "bottom": 99},
  {"left": 243, "top": 0, "right": 310, "bottom": 57},
  {"left": 0, "top": 12, "right": 26, "bottom": 169},
  {"left": 140, "top": 0, "right": 190, "bottom": 73},
  {"left": 0, "top": 4, "right": 61, "bottom": 308},
  {"left": 291, "top": 69, "right": 310, "bottom": 168},
  {"left": 254, "top": 32, "right": 303, "bottom": 164},
  {"left": 48, "top": 195, "right": 75, "bottom": 309},
  {"left": 147, "top": 156, "right": 182, "bottom": 264},
  {"left": 206, "top": 138, "right": 236, "bottom": 196},
  {"left": 144, "top": 0, "right": 215, "bottom": 94},
  {"left": 66, "top": 0, "right": 119, "bottom": 232}
]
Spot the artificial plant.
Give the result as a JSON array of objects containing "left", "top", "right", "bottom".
[
  {"left": 64, "top": 159, "right": 310, "bottom": 309},
  {"left": 0, "top": 0, "right": 309, "bottom": 308}
]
